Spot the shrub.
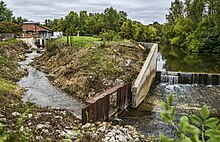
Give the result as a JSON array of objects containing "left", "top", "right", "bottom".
[{"left": 160, "top": 94, "right": 220, "bottom": 142}]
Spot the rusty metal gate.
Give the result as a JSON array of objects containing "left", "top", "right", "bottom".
[{"left": 82, "top": 83, "right": 132, "bottom": 125}]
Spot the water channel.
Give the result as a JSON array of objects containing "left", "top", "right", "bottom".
[
  {"left": 119, "top": 49, "right": 220, "bottom": 137},
  {"left": 17, "top": 48, "right": 220, "bottom": 137},
  {"left": 18, "top": 51, "right": 86, "bottom": 118}
]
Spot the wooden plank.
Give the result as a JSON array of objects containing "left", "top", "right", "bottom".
[
  {"left": 86, "top": 84, "right": 124, "bottom": 104},
  {"left": 82, "top": 106, "right": 89, "bottom": 125}
]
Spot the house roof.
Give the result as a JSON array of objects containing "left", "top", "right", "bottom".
[{"left": 23, "top": 21, "right": 53, "bottom": 32}]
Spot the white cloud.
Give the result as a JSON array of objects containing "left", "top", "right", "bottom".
[{"left": 4, "top": 0, "right": 172, "bottom": 24}]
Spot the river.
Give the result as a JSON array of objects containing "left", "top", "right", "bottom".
[{"left": 17, "top": 51, "right": 86, "bottom": 118}]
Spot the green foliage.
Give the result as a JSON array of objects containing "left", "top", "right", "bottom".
[
  {"left": 0, "top": 1, "right": 13, "bottom": 22},
  {"left": 189, "top": 16, "right": 220, "bottom": 53},
  {"left": 163, "top": 0, "right": 220, "bottom": 53},
  {"left": 0, "top": 21, "right": 21, "bottom": 34},
  {"left": 0, "top": 77, "right": 15, "bottom": 96},
  {"left": 160, "top": 94, "right": 220, "bottom": 142},
  {"left": 45, "top": 7, "right": 161, "bottom": 43},
  {"left": 100, "top": 30, "right": 121, "bottom": 41}
]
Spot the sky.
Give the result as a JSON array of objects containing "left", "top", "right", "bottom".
[{"left": 4, "top": 0, "right": 173, "bottom": 24}]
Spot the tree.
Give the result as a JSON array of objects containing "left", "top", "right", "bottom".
[
  {"left": 120, "top": 20, "right": 135, "bottom": 40},
  {"left": 0, "top": 1, "right": 13, "bottom": 22},
  {"left": 103, "top": 7, "right": 120, "bottom": 32},
  {"left": 189, "top": 16, "right": 220, "bottom": 53},
  {"left": 0, "top": 21, "right": 21, "bottom": 35},
  {"left": 12, "top": 16, "right": 27, "bottom": 25},
  {"left": 166, "top": 0, "right": 184, "bottom": 24},
  {"left": 79, "top": 11, "right": 89, "bottom": 35}
]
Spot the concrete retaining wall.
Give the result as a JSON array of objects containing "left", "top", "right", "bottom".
[{"left": 131, "top": 44, "right": 158, "bottom": 108}]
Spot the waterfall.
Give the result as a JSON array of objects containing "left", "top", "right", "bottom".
[
  {"left": 161, "top": 74, "right": 179, "bottom": 85},
  {"left": 158, "top": 71, "right": 220, "bottom": 85}
]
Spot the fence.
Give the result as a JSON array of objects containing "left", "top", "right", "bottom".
[
  {"left": 131, "top": 44, "right": 158, "bottom": 108},
  {"left": 82, "top": 83, "right": 132, "bottom": 125},
  {"left": 0, "top": 33, "right": 14, "bottom": 41}
]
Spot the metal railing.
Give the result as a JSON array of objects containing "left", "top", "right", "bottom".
[{"left": 82, "top": 83, "right": 132, "bottom": 125}]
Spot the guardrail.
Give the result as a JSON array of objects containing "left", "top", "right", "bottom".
[
  {"left": 131, "top": 44, "right": 158, "bottom": 108},
  {"left": 82, "top": 83, "right": 132, "bottom": 125}
]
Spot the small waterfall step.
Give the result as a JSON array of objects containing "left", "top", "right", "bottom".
[{"left": 156, "top": 71, "right": 220, "bottom": 85}]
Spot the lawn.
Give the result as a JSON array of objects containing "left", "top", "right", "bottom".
[{"left": 58, "top": 36, "right": 101, "bottom": 47}]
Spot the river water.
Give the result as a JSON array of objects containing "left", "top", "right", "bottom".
[
  {"left": 119, "top": 49, "right": 220, "bottom": 137},
  {"left": 18, "top": 51, "right": 86, "bottom": 118}
]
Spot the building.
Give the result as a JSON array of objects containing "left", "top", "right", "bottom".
[
  {"left": 22, "top": 21, "right": 53, "bottom": 38},
  {"left": 22, "top": 21, "right": 53, "bottom": 47}
]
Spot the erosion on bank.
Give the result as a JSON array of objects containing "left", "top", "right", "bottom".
[
  {"left": 33, "top": 38, "right": 149, "bottom": 100},
  {"left": 0, "top": 39, "right": 151, "bottom": 141},
  {"left": 0, "top": 40, "right": 81, "bottom": 141}
]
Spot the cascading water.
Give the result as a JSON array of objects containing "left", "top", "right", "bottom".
[
  {"left": 160, "top": 74, "right": 179, "bottom": 85},
  {"left": 119, "top": 52, "right": 220, "bottom": 137}
]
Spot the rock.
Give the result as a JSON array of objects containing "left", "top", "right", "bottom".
[
  {"left": 118, "top": 134, "right": 127, "bottom": 142},
  {"left": 105, "top": 131, "right": 115, "bottom": 137},
  {"left": 28, "top": 122, "right": 32, "bottom": 126},
  {"left": 36, "top": 136, "right": 43, "bottom": 140},
  {"left": 20, "top": 126, "right": 24, "bottom": 132},
  {"left": 125, "top": 59, "right": 132, "bottom": 66},
  {"left": 98, "top": 125, "right": 106, "bottom": 132},
  {"left": 36, "top": 124, "right": 46, "bottom": 130},
  {"left": 28, "top": 114, "right": 33, "bottom": 118},
  {"left": 134, "top": 138, "right": 140, "bottom": 142},
  {"left": 12, "top": 112, "right": 21, "bottom": 117},
  {"left": 65, "top": 130, "right": 78, "bottom": 139},
  {"left": 119, "top": 127, "right": 127, "bottom": 134},
  {"left": 125, "top": 125, "right": 135, "bottom": 131},
  {"left": 109, "top": 136, "right": 116, "bottom": 142},
  {"left": 42, "top": 129, "right": 49, "bottom": 135},
  {"left": 0, "top": 118, "right": 7, "bottom": 123},
  {"left": 54, "top": 116, "right": 63, "bottom": 119},
  {"left": 81, "top": 123, "right": 91, "bottom": 129}
]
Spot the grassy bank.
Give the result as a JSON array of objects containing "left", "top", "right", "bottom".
[{"left": 33, "top": 36, "right": 149, "bottom": 100}]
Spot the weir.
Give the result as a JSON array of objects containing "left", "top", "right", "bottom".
[{"left": 157, "top": 71, "right": 220, "bottom": 85}]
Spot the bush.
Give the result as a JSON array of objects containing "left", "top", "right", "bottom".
[
  {"left": 160, "top": 94, "right": 220, "bottom": 142},
  {"left": 100, "top": 30, "right": 121, "bottom": 41}
]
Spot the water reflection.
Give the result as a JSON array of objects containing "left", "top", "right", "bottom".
[{"left": 158, "top": 48, "right": 220, "bottom": 73}]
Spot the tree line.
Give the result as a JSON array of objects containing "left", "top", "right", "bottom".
[
  {"left": 162, "top": 0, "right": 220, "bottom": 53},
  {"left": 43, "top": 7, "right": 162, "bottom": 44}
]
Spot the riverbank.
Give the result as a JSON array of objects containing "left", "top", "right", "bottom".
[
  {"left": 0, "top": 39, "right": 81, "bottom": 141},
  {"left": 0, "top": 39, "right": 152, "bottom": 141},
  {"left": 33, "top": 37, "right": 149, "bottom": 101}
]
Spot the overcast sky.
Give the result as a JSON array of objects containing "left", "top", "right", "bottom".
[{"left": 4, "top": 0, "right": 172, "bottom": 24}]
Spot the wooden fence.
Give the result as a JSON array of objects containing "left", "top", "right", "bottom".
[{"left": 82, "top": 83, "right": 132, "bottom": 125}]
